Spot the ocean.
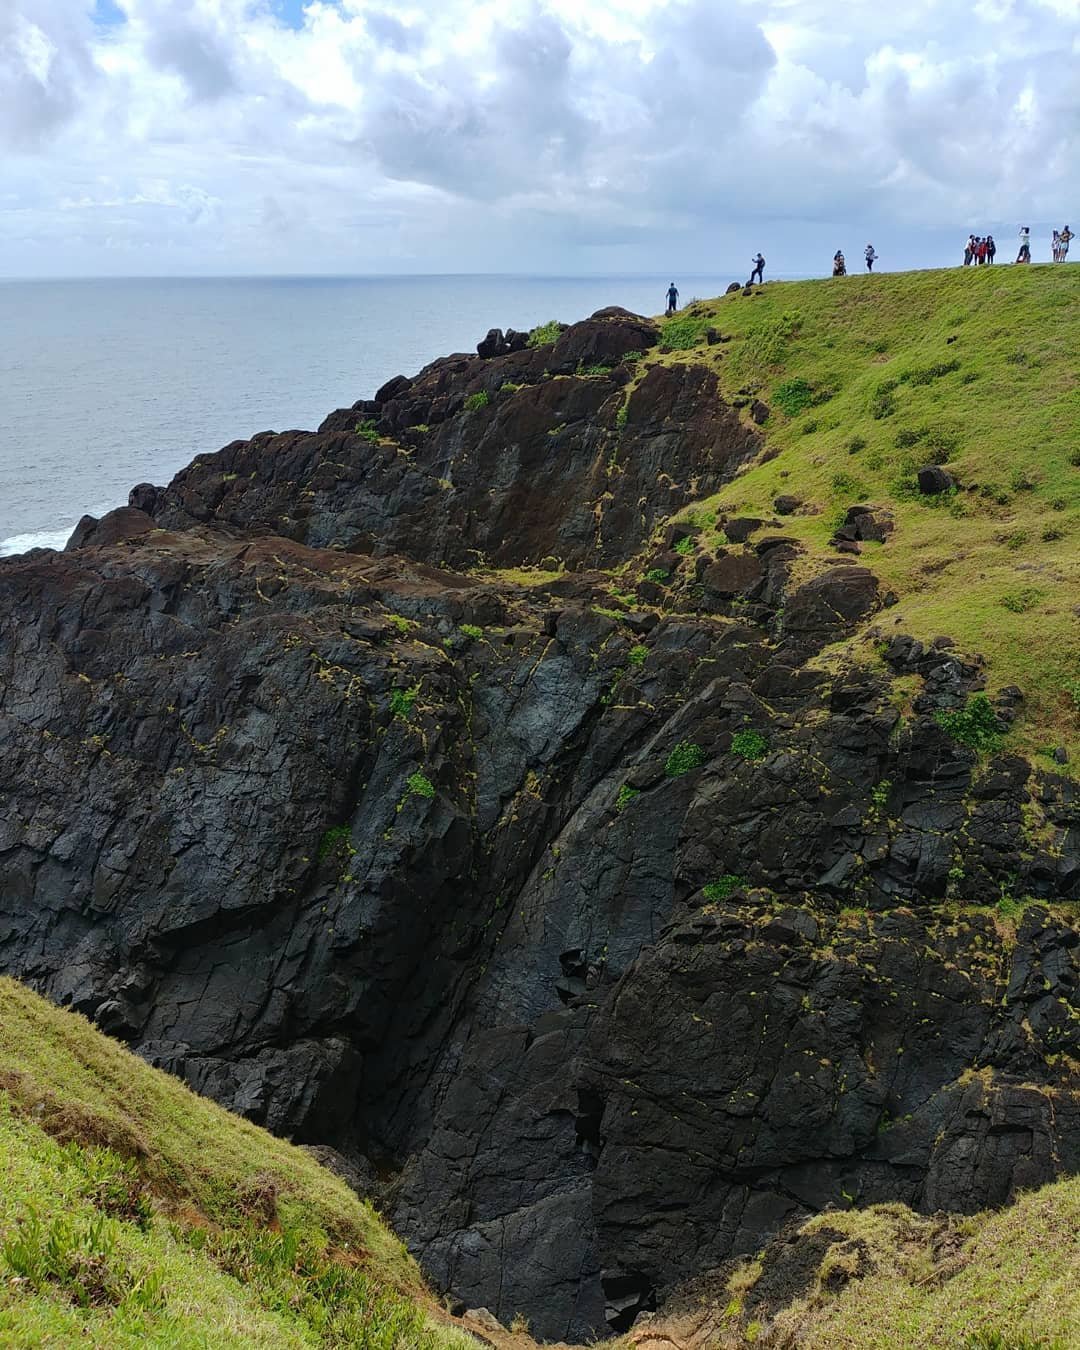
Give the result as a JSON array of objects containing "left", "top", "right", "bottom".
[{"left": 0, "top": 274, "right": 737, "bottom": 556}]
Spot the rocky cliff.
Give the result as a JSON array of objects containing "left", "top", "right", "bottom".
[{"left": 2, "top": 294, "right": 1078, "bottom": 1341}]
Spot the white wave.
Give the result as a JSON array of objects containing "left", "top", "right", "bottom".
[{"left": 0, "top": 527, "right": 74, "bottom": 557}]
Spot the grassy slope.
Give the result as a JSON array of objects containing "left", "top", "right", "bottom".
[
  {"left": 717, "top": 1183, "right": 1080, "bottom": 1349},
  {"left": 654, "top": 265, "right": 1080, "bottom": 764},
  {"left": 0, "top": 977, "right": 473, "bottom": 1349}
]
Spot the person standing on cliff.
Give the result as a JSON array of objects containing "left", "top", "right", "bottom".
[
  {"left": 1059, "top": 226, "right": 1073, "bottom": 261},
  {"left": 1016, "top": 226, "right": 1031, "bottom": 263},
  {"left": 750, "top": 253, "right": 765, "bottom": 284},
  {"left": 987, "top": 234, "right": 996, "bottom": 263},
  {"left": 666, "top": 282, "right": 679, "bottom": 315},
  {"left": 864, "top": 244, "right": 877, "bottom": 272}
]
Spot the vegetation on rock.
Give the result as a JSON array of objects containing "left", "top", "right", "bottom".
[{"left": 674, "top": 266, "right": 1080, "bottom": 760}]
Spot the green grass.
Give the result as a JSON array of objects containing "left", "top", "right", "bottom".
[
  {"left": 527, "top": 320, "right": 563, "bottom": 347},
  {"left": 0, "top": 979, "right": 473, "bottom": 1349},
  {"left": 354, "top": 420, "right": 380, "bottom": 445},
  {"left": 662, "top": 266, "right": 1080, "bottom": 760},
  {"left": 757, "top": 1183, "right": 1080, "bottom": 1349}
]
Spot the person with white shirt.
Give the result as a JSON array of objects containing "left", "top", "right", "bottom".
[
  {"left": 864, "top": 244, "right": 878, "bottom": 272},
  {"left": 1016, "top": 226, "right": 1031, "bottom": 263}
]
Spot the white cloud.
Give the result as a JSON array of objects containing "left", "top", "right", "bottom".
[{"left": 0, "top": 0, "right": 1079, "bottom": 275}]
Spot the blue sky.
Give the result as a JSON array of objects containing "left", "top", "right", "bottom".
[{"left": 4, "top": 0, "right": 1080, "bottom": 277}]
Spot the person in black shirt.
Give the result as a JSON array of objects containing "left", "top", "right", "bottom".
[
  {"left": 666, "top": 282, "right": 679, "bottom": 315},
  {"left": 750, "top": 253, "right": 765, "bottom": 284}
]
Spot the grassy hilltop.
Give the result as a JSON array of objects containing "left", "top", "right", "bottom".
[
  {"left": 651, "top": 265, "right": 1080, "bottom": 762},
  {"left": 0, "top": 978, "right": 472, "bottom": 1349}
]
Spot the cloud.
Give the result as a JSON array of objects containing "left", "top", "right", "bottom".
[
  {"left": 1, "top": 0, "right": 1079, "bottom": 275},
  {"left": 0, "top": 0, "right": 97, "bottom": 150},
  {"left": 144, "top": 17, "right": 236, "bottom": 100}
]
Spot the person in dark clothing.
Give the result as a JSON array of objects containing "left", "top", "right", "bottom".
[
  {"left": 666, "top": 282, "right": 679, "bottom": 315},
  {"left": 976, "top": 237, "right": 988, "bottom": 265},
  {"left": 987, "top": 234, "right": 996, "bottom": 263},
  {"left": 832, "top": 250, "right": 846, "bottom": 276},
  {"left": 964, "top": 234, "right": 975, "bottom": 266},
  {"left": 750, "top": 253, "right": 765, "bottom": 284}
]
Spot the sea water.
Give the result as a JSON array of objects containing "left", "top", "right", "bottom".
[{"left": 0, "top": 274, "right": 737, "bottom": 555}]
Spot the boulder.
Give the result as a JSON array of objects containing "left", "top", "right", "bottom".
[
  {"left": 128, "top": 482, "right": 160, "bottom": 515},
  {"left": 477, "top": 328, "right": 507, "bottom": 359},
  {"left": 774, "top": 494, "right": 802, "bottom": 516},
  {"left": 723, "top": 516, "right": 764, "bottom": 544},
  {"left": 65, "top": 507, "right": 155, "bottom": 551},
  {"left": 918, "top": 465, "right": 956, "bottom": 495}
]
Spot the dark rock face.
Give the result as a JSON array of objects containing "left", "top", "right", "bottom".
[
  {"left": 1, "top": 310, "right": 1079, "bottom": 1342},
  {"left": 143, "top": 313, "right": 753, "bottom": 573}
]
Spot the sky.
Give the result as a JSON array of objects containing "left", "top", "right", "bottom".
[{"left": 2, "top": 0, "right": 1079, "bottom": 277}]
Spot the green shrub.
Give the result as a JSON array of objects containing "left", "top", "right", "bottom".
[
  {"left": 702, "top": 875, "right": 748, "bottom": 901},
  {"left": 463, "top": 391, "right": 490, "bottom": 412},
  {"left": 831, "top": 472, "right": 868, "bottom": 498},
  {"left": 1000, "top": 587, "right": 1043, "bottom": 613},
  {"left": 355, "top": 419, "right": 380, "bottom": 443},
  {"left": 773, "top": 377, "right": 814, "bottom": 417},
  {"left": 644, "top": 568, "right": 669, "bottom": 583},
  {"left": 615, "top": 403, "right": 629, "bottom": 429},
  {"left": 901, "top": 359, "right": 960, "bottom": 386},
  {"left": 615, "top": 784, "right": 640, "bottom": 812},
  {"left": 660, "top": 314, "right": 710, "bottom": 351},
  {"left": 389, "top": 684, "right": 419, "bottom": 719},
  {"left": 674, "top": 535, "right": 696, "bottom": 556},
  {"left": 499, "top": 382, "right": 521, "bottom": 394},
  {"left": 620, "top": 350, "right": 643, "bottom": 365},
  {"left": 627, "top": 644, "right": 648, "bottom": 666},
  {"left": 579, "top": 362, "right": 613, "bottom": 376},
  {"left": 934, "top": 694, "right": 1003, "bottom": 752},
  {"left": 459, "top": 623, "right": 484, "bottom": 641},
  {"left": 665, "top": 741, "right": 706, "bottom": 776},
  {"left": 731, "top": 728, "right": 769, "bottom": 760},
  {"left": 1067, "top": 448, "right": 1080, "bottom": 467},
  {"left": 406, "top": 771, "right": 436, "bottom": 799},
  {"left": 528, "top": 320, "right": 563, "bottom": 347},
  {"left": 847, "top": 435, "right": 867, "bottom": 454},
  {"left": 995, "top": 892, "right": 1024, "bottom": 923},
  {"left": 1063, "top": 678, "right": 1080, "bottom": 710},
  {"left": 318, "top": 825, "right": 355, "bottom": 861},
  {"left": 870, "top": 779, "right": 892, "bottom": 810}
]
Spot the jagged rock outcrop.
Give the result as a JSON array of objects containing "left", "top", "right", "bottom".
[
  {"left": 1, "top": 307, "right": 1078, "bottom": 1341},
  {"left": 142, "top": 310, "right": 750, "bottom": 571}
]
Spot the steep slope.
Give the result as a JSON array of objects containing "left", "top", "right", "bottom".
[
  {"left": 0, "top": 977, "right": 474, "bottom": 1348},
  {"left": 0, "top": 284, "right": 1078, "bottom": 1341},
  {"left": 658, "top": 265, "right": 1080, "bottom": 759},
  {"left": 622, "top": 1177, "right": 1080, "bottom": 1349}
]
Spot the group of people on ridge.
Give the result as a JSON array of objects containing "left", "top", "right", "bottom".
[
  {"left": 830, "top": 245, "right": 876, "bottom": 276},
  {"left": 663, "top": 222, "right": 1073, "bottom": 312},
  {"left": 963, "top": 234, "right": 997, "bottom": 265}
]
